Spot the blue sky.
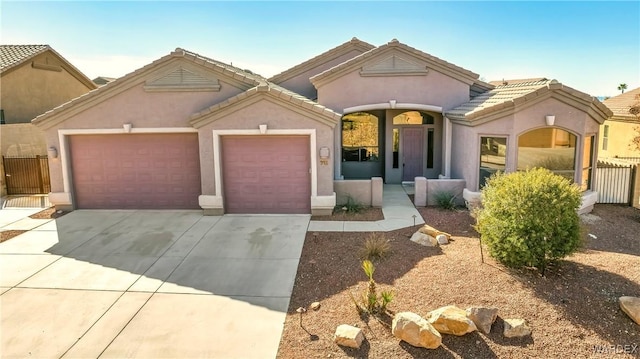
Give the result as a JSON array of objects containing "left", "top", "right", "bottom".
[{"left": 2, "top": 1, "right": 639, "bottom": 97}]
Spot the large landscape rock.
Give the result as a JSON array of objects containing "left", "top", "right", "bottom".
[
  {"left": 503, "top": 318, "right": 531, "bottom": 338},
  {"left": 410, "top": 231, "right": 438, "bottom": 247},
  {"left": 392, "top": 312, "right": 442, "bottom": 349},
  {"left": 427, "top": 305, "right": 477, "bottom": 336},
  {"left": 334, "top": 324, "right": 364, "bottom": 349},
  {"left": 619, "top": 296, "right": 640, "bottom": 325},
  {"left": 419, "top": 224, "right": 451, "bottom": 240},
  {"left": 466, "top": 306, "right": 498, "bottom": 334}
]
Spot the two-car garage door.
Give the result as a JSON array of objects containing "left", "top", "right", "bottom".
[
  {"left": 69, "top": 133, "right": 311, "bottom": 213},
  {"left": 69, "top": 134, "right": 201, "bottom": 209}
]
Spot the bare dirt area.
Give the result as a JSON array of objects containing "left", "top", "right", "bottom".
[
  {"left": 278, "top": 204, "right": 640, "bottom": 358},
  {"left": 311, "top": 207, "right": 384, "bottom": 221},
  {"left": 0, "top": 230, "right": 27, "bottom": 243},
  {"left": 29, "top": 207, "right": 69, "bottom": 220}
]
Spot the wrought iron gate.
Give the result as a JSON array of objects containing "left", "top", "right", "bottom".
[{"left": 2, "top": 156, "right": 51, "bottom": 195}]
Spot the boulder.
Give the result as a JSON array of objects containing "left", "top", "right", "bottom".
[
  {"left": 410, "top": 231, "right": 438, "bottom": 247},
  {"left": 427, "top": 305, "right": 477, "bottom": 336},
  {"left": 466, "top": 306, "right": 498, "bottom": 334},
  {"left": 419, "top": 224, "right": 451, "bottom": 240},
  {"left": 503, "top": 318, "right": 531, "bottom": 338},
  {"left": 310, "top": 301, "right": 321, "bottom": 311},
  {"left": 619, "top": 296, "right": 640, "bottom": 325},
  {"left": 436, "top": 234, "right": 449, "bottom": 245},
  {"left": 392, "top": 312, "right": 442, "bottom": 349},
  {"left": 334, "top": 324, "right": 364, "bottom": 349}
]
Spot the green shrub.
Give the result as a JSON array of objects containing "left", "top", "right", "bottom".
[
  {"left": 433, "top": 191, "right": 457, "bottom": 210},
  {"left": 474, "top": 168, "right": 582, "bottom": 275},
  {"left": 360, "top": 233, "right": 391, "bottom": 261},
  {"left": 352, "top": 260, "right": 393, "bottom": 315}
]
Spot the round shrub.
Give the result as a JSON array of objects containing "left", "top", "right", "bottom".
[{"left": 475, "top": 168, "right": 582, "bottom": 274}]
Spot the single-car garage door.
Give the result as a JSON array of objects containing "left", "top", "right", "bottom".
[
  {"left": 69, "top": 133, "right": 201, "bottom": 209},
  {"left": 222, "top": 135, "right": 310, "bottom": 214}
]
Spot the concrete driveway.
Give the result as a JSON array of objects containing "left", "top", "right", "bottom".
[{"left": 0, "top": 210, "right": 309, "bottom": 358}]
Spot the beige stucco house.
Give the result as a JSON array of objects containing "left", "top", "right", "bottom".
[
  {"left": 0, "top": 45, "right": 97, "bottom": 195},
  {"left": 599, "top": 87, "right": 640, "bottom": 160},
  {"left": 32, "top": 38, "right": 611, "bottom": 214}
]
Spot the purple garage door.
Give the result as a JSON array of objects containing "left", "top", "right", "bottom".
[
  {"left": 221, "top": 135, "right": 311, "bottom": 214},
  {"left": 69, "top": 133, "right": 201, "bottom": 209}
]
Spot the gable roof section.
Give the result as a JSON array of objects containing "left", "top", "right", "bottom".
[
  {"left": 310, "top": 39, "right": 480, "bottom": 88},
  {"left": 268, "top": 37, "right": 374, "bottom": 84},
  {"left": 32, "top": 48, "right": 264, "bottom": 129},
  {"left": 447, "top": 78, "right": 612, "bottom": 126},
  {"left": 603, "top": 87, "right": 640, "bottom": 122},
  {"left": 190, "top": 82, "right": 341, "bottom": 128},
  {"left": 1, "top": 45, "right": 97, "bottom": 89}
]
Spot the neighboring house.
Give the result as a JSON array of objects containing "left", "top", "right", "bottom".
[
  {"left": 93, "top": 76, "right": 116, "bottom": 86},
  {"left": 32, "top": 38, "right": 611, "bottom": 214},
  {"left": 0, "top": 45, "right": 97, "bottom": 196},
  {"left": 599, "top": 87, "right": 640, "bottom": 160}
]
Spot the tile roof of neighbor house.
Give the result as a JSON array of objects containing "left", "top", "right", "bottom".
[
  {"left": 0, "top": 44, "right": 97, "bottom": 91},
  {"left": 0, "top": 44, "right": 50, "bottom": 72},
  {"left": 447, "top": 78, "right": 612, "bottom": 124},
  {"left": 310, "top": 39, "right": 480, "bottom": 86},
  {"left": 268, "top": 37, "right": 375, "bottom": 83},
  {"left": 603, "top": 86, "right": 640, "bottom": 122},
  {"left": 33, "top": 47, "right": 341, "bottom": 128}
]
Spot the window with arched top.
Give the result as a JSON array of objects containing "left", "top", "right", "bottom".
[
  {"left": 392, "top": 111, "right": 434, "bottom": 125},
  {"left": 517, "top": 128, "right": 577, "bottom": 181}
]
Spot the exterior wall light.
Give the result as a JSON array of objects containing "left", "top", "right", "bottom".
[
  {"left": 47, "top": 146, "right": 58, "bottom": 159},
  {"left": 123, "top": 123, "right": 132, "bottom": 132},
  {"left": 259, "top": 124, "right": 267, "bottom": 134}
]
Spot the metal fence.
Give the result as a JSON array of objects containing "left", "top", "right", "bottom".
[
  {"left": 2, "top": 156, "right": 51, "bottom": 195},
  {"left": 595, "top": 161, "right": 635, "bottom": 204}
]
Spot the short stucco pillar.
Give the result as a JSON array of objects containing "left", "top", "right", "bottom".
[
  {"left": 414, "top": 177, "right": 427, "bottom": 207},
  {"left": 371, "top": 177, "right": 383, "bottom": 207}
]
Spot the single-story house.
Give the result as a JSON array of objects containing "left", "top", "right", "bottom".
[
  {"left": 599, "top": 87, "right": 640, "bottom": 160},
  {"left": 32, "top": 38, "right": 611, "bottom": 215}
]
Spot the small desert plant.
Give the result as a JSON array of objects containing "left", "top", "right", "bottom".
[
  {"left": 433, "top": 191, "right": 457, "bottom": 210},
  {"left": 360, "top": 233, "right": 391, "bottom": 261},
  {"left": 338, "top": 195, "right": 363, "bottom": 214},
  {"left": 474, "top": 168, "right": 582, "bottom": 275},
  {"left": 352, "top": 260, "right": 393, "bottom": 314}
]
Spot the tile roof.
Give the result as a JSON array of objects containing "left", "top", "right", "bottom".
[
  {"left": 268, "top": 37, "right": 375, "bottom": 83},
  {"left": 311, "top": 39, "right": 479, "bottom": 86},
  {"left": 0, "top": 45, "right": 49, "bottom": 73},
  {"left": 603, "top": 87, "right": 640, "bottom": 121},
  {"left": 447, "top": 78, "right": 612, "bottom": 124},
  {"left": 488, "top": 78, "right": 548, "bottom": 86},
  {"left": 447, "top": 78, "right": 554, "bottom": 120}
]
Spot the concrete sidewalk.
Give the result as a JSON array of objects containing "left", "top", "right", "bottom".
[{"left": 308, "top": 184, "right": 425, "bottom": 232}]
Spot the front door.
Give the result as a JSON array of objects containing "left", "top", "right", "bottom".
[{"left": 402, "top": 127, "right": 424, "bottom": 181}]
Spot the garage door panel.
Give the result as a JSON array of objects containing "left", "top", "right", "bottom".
[
  {"left": 70, "top": 134, "right": 201, "bottom": 209},
  {"left": 222, "top": 136, "right": 310, "bottom": 214}
]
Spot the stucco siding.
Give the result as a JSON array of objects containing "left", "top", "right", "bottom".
[
  {"left": 598, "top": 120, "right": 640, "bottom": 159},
  {"left": 276, "top": 50, "right": 366, "bottom": 100},
  {"left": 1, "top": 52, "right": 94, "bottom": 124},
  {"left": 317, "top": 69, "right": 470, "bottom": 112},
  {"left": 197, "top": 98, "right": 335, "bottom": 197}
]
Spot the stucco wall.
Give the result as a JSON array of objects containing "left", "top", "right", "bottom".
[
  {"left": 196, "top": 97, "right": 335, "bottom": 197},
  {"left": 598, "top": 120, "right": 640, "bottom": 159},
  {"left": 275, "top": 49, "right": 366, "bottom": 100},
  {"left": 450, "top": 97, "right": 601, "bottom": 191},
  {"left": 43, "top": 75, "right": 246, "bottom": 194},
  {"left": 1, "top": 51, "right": 95, "bottom": 124},
  {"left": 1, "top": 123, "right": 47, "bottom": 156},
  {"left": 316, "top": 68, "right": 470, "bottom": 113}
]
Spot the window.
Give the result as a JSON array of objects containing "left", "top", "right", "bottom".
[
  {"left": 582, "top": 135, "right": 595, "bottom": 190},
  {"left": 603, "top": 125, "right": 609, "bottom": 150},
  {"left": 479, "top": 136, "right": 507, "bottom": 188},
  {"left": 392, "top": 128, "right": 399, "bottom": 168},
  {"left": 427, "top": 128, "right": 434, "bottom": 168},
  {"left": 517, "top": 128, "right": 577, "bottom": 181},
  {"left": 0, "top": 109, "right": 4, "bottom": 125},
  {"left": 392, "top": 111, "right": 434, "bottom": 125},
  {"left": 342, "top": 112, "right": 379, "bottom": 162}
]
